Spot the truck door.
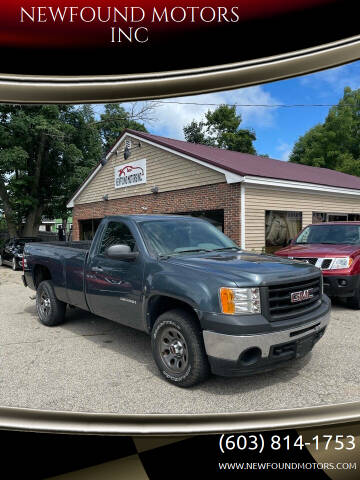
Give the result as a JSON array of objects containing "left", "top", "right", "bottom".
[{"left": 85, "top": 220, "right": 145, "bottom": 330}]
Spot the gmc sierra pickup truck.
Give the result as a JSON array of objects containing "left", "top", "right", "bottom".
[{"left": 22, "top": 215, "right": 330, "bottom": 387}]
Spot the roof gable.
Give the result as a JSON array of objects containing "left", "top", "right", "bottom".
[
  {"left": 69, "top": 132, "right": 229, "bottom": 207},
  {"left": 67, "top": 130, "right": 242, "bottom": 207},
  {"left": 67, "top": 128, "right": 360, "bottom": 207}
]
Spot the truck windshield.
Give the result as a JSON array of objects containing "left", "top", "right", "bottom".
[
  {"left": 296, "top": 224, "right": 360, "bottom": 245},
  {"left": 139, "top": 219, "right": 239, "bottom": 256}
]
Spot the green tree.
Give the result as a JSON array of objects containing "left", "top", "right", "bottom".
[
  {"left": 289, "top": 87, "right": 360, "bottom": 176},
  {"left": 99, "top": 104, "right": 148, "bottom": 152},
  {"left": 46, "top": 105, "right": 104, "bottom": 229},
  {"left": 183, "top": 120, "right": 214, "bottom": 146},
  {"left": 0, "top": 103, "right": 152, "bottom": 237},
  {"left": 0, "top": 104, "right": 102, "bottom": 236},
  {"left": 183, "top": 105, "right": 257, "bottom": 154}
]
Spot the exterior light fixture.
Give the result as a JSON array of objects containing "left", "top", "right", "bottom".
[
  {"left": 124, "top": 145, "right": 131, "bottom": 160},
  {"left": 109, "top": 140, "right": 142, "bottom": 161},
  {"left": 103, "top": 194, "right": 109, "bottom": 201},
  {"left": 151, "top": 186, "right": 159, "bottom": 194}
]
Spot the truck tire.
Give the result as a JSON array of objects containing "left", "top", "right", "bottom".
[
  {"left": 151, "top": 309, "right": 210, "bottom": 387},
  {"left": 347, "top": 289, "right": 360, "bottom": 310},
  {"left": 36, "top": 280, "right": 67, "bottom": 326}
]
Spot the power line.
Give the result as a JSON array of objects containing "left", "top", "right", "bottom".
[
  {"left": 75, "top": 101, "right": 355, "bottom": 126},
  {"left": 152, "top": 100, "right": 355, "bottom": 108},
  {"left": 82, "top": 102, "right": 356, "bottom": 125}
]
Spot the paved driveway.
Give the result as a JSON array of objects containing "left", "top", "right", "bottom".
[{"left": 0, "top": 267, "right": 359, "bottom": 414}]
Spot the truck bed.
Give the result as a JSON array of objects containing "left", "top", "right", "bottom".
[
  {"left": 24, "top": 241, "right": 91, "bottom": 311},
  {"left": 37, "top": 240, "right": 91, "bottom": 251}
]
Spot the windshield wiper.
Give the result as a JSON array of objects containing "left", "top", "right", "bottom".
[
  {"left": 211, "top": 247, "right": 240, "bottom": 252},
  {"left": 158, "top": 248, "right": 211, "bottom": 260},
  {"left": 174, "top": 248, "right": 212, "bottom": 254}
]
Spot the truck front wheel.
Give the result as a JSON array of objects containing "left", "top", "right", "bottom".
[
  {"left": 36, "top": 280, "right": 67, "bottom": 326},
  {"left": 151, "top": 309, "right": 210, "bottom": 387}
]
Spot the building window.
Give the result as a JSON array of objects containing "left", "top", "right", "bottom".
[
  {"left": 313, "top": 212, "right": 360, "bottom": 223},
  {"left": 79, "top": 218, "right": 102, "bottom": 240},
  {"left": 265, "top": 210, "right": 302, "bottom": 253},
  {"left": 312, "top": 212, "right": 327, "bottom": 223}
]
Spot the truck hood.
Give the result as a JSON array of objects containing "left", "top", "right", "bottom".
[
  {"left": 166, "top": 251, "right": 319, "bottom": 286},
  {"left": 276, "top": 243, "right": 360, "bottom": 257}
]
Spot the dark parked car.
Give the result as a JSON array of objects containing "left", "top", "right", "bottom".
[
  {"left": 22, "top": 215, "right": 330, "bottom": 387},
  {"left": 0, "top": 237, "right": 41, "bottom": 270}
]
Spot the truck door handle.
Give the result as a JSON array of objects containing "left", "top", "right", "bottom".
[{"left": 91, "top": 266, "right": 104, "bottom": 273}]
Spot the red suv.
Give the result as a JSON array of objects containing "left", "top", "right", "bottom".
[{"left": 276, "top": 222, "right": 360, "bottom": 309}]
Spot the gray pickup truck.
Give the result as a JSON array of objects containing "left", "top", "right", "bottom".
[{"left": 22, "top": 215, "right": 330, "bottom": 387}]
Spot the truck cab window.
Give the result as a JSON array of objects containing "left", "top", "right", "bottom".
[{"left": 99, "top": 222, "right": 136, "bottom": 254}]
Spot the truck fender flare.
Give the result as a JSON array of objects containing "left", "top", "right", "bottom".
[{"left": 144, "top": 293, "right": 201, "bottom": 333}]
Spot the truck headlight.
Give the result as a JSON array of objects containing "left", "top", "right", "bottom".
[
  {"left": 220, "top": 287, "right": 261, "bottom": 315},
  {"left": 329, "top": 257, "right": 353, "bottom": 270}
]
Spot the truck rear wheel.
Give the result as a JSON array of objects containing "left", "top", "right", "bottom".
[
  {"left": 151, "top": 309, "right": 210, "bottom": 387},
  {"left": 36, "top": 280, "right": 67, "bottom": 326}
]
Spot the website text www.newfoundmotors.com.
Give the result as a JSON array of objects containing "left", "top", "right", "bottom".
[{"left": 218, "top": 462, "right": 357, "bottom": 471}]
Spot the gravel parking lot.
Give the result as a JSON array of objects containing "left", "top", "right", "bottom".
[{"left": 0, "top": 267, "right": 359, "bottom": 415}]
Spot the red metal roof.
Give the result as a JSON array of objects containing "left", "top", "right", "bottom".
[{"left": 127, "top": 129, "right": 360, "bottom": 191}]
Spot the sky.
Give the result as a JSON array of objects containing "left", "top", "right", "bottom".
[{"left": 115, "top": 60, "right": 360, "bottom": 161}]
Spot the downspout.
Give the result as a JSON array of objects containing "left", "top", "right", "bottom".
[{"left": 241, "top": 181, "right": 246, "bottom": 250}]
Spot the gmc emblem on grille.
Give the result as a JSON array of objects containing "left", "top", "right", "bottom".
[{"left": 291, "top": 289, "right": 314, "bottom": 303}]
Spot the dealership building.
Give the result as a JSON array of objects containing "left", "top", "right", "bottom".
[{"left": 67, "top": 129, "right": 360, "bottom": 252}]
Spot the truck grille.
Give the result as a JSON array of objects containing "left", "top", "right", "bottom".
[
  {"left": 267, "top": 276, "right": 322, "bottom": 321},
  {"left": 293, "top": 257, "right": 317, "bottom": 265},
  {"left": 320, "top": 259, "right": 332, "bottom": 269},
  {"left": 292, "top": 257, "right": 333, "bottom": 270}
]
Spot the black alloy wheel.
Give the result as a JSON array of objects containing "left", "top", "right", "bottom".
[
  {"left": 151, "top": 309, "right": 210, "bottom": 387},
  {"left": 36, "top": 280, "right": 67, "bottom": 326}
]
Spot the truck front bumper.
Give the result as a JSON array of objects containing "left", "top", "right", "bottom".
[{"left": 203, "top": 308, "right": 330, "bottom": 377}]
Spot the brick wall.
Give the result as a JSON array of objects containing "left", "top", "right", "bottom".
[{"left": 72, "top": 182, "right": 241, "bottom": 244}]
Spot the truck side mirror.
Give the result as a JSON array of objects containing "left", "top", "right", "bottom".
[
  {"left": 106, "top": 244, "right": 139, "bottom": 260},
  {"left": 287, "top": 238, "right": 294, "bottom": 246}
]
